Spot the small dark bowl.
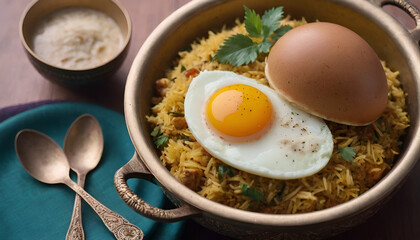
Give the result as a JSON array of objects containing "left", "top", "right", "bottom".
[{"left": 19, "top": 0, "right": 132, "bottom": 87}]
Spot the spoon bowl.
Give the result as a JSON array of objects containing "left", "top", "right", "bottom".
[
  {"left": 64, "top": 114, "right": 103, "bottom": 174},
  {"left": 15, "top": 129, "right": 70, "bottom": 184}
]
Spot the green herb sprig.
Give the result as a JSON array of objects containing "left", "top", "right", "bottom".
[
  {"left": 151, "top": 126, "right": 169, "bottom": 149},
  {"left": 213, "top": 5, "right": 292, "bottom": 66},
  {"left": 241, "top": 184, "right": 264, "bottom": 201},
  {"left": 217, "top": 165, "right": 236, "bottom": 180},
  {"left": 338, "top": 146, "right": 356, "bottom": 162}
]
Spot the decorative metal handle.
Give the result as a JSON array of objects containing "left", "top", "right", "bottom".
[
  {"left": 66, "top": 174, "right": 86, "bottom": 240},
  {"left": 64, "top": 178, "right": 144, "bottom": 240},
  {"left": 372, "top": 0, "right": 420, "bottom": 41},
  {"left": 114, "top": 153, "right": 201, "bottom": 222}
]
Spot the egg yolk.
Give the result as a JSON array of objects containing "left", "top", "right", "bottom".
[{"left": 206, "top": 84, "right": 273, "bottom": 139}]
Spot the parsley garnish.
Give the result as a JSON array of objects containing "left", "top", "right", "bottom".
[
  {"left": 150, "top": 125, "right": 169, "bottom": 149},
  {"left": 213, "top": 5, "right": 291, "bottom": 66},
  {"left": 271, "top": 25, "right": 293, "bottom": 40},
  {"left": 153, "top": 135, "right": 169, "bottom": 149},
  {"left": 241, "top": 184, "right": 264, "bottom": 201},
  {"left": 217, "top": 165, "right": 236, "bottom": 180},
  {"left": 338, "top": 146, "right": 356, "bottom": 162},
  {"left": 213, "top": 34, "right": 259, "bottom": 66},
  {"left": 150, "top": 126, "right": 161, "bottom": 137}
]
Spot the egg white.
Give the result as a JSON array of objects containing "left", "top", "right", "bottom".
[{"left": 184, "top": 70, "right": 333, "bottom": 179}]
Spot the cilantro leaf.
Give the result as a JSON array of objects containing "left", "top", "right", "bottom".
[
  {"left": 217, "top": 165, "right": 236, "bottom": 180},
  {"left": 261, "top": 6, "right": 284, "bottom": 38},
  {"left": 150, "top": 126, "right": 161, "bottom": 137},
  {"left": 257, "top": 39, "right": 272, "bottom": 54},
  {"left": 153, "top": 135, "right": 169, "bottom": 149},
  {"left": 213, "top": 5, "right": 291, "bottom": 66},
  {"left": 213, "top": 34, "right": 259, "bottom": 66},
  {"left": 271, "top": 25, "right": 292, "bottom": 40},
  {"left": 338, "top": 146, "right": 356, "bottom": 162},
  {"left": 151, "top": 125, "right": 169, "bottom": 149},
  {"left": 244, "top": 5, "right": 263, "bottom": 38},
  {"left": 241, "top": 184, "right": 264, "bottom": 201}
]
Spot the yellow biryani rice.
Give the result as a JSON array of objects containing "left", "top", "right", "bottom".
[{"left": 146, "top": 18, "right": 410, "bottom": 214}]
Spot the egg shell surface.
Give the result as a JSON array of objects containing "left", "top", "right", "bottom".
[{"left": 266, "top": 22, "right": 388, "bottom": 126}]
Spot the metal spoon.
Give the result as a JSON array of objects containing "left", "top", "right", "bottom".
[
  {"left": 64, "top": 114, "right": 103, "bottom": 240},
  {"left": 15, "top": 129, "right": 144, "bottom": 240}
]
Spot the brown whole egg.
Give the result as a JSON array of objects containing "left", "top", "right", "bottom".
[{"left": 265, "top": 22, "right": 388, "bottom": 126}]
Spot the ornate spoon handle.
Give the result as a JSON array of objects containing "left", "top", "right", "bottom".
[
  {"left": 64, "top": 178, "right": 144, "bottom": 240},
  {"left": 66, "top": 174, "right": 86, "bottom": 240}
]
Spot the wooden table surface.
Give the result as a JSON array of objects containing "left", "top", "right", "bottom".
[{"left": 1, "top": 0, "right": 419, "bottom": 239}]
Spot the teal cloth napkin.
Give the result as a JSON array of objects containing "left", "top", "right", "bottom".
[{"left": 0, "top": 102, "right": 185, "bottom": 239}]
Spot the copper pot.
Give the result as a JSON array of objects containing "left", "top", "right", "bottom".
[{"left": 115, "top": 0, "right": 420, "bottom": 239}]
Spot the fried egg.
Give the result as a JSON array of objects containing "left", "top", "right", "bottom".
[{"left": 184, "top": 71, "right": 333, "bottom": 179}]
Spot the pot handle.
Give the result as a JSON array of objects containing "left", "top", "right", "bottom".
[
  {"left": 114, "top": 153, "right": 201, "bottom": 222},
  {"left": 372, "top": 0, "right": 420, "bottom": 42}
]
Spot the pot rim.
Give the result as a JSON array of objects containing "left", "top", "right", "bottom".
[{"left": 124, "top": 0, "right": 420, "bottom": 227}]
